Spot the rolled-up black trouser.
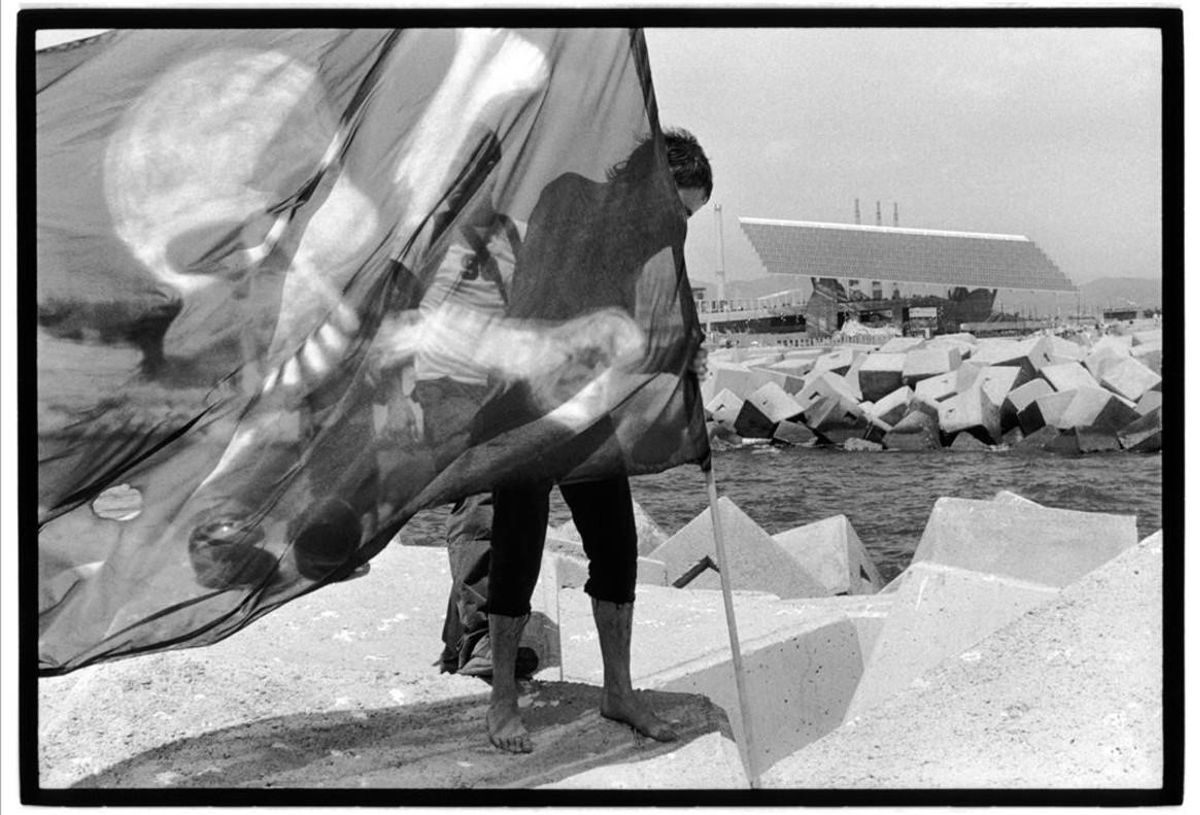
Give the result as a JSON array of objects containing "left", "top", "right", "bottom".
[
  {"left": 486, "top": 475, "right": 638, "bottom": 617},
  {"left": 440, "top": 493, "right": 495, "bottom": 663}
]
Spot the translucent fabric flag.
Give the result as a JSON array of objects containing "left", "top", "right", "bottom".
[{"left": 36, "top": 28, "right": 709, "bottom": 674}]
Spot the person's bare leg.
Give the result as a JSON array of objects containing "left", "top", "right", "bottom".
[
  {"left": 486, "top": 612, "right": 532, "bottom": 753},
  {"left": 592, "top": 598, "right": 677, "bottom": 741}
]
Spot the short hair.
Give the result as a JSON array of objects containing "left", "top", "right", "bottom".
[
  {"left": 663, "top": 127, "right": 713, "bottom": 200},
  {"left": 607, "top": 126, "right": 713, "bottom": 199}
]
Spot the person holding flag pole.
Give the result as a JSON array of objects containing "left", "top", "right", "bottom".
[{"left": 479, "top": 128, "right": 715, "bottom": 754}]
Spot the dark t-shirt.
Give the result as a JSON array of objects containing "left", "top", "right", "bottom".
[{"left": 506, "top": 172, "right": 685, "bottom": 321}]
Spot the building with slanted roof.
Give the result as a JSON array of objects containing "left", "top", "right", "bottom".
[{"left": 736, "top": 218, "right": 1075, "bottom": 336}]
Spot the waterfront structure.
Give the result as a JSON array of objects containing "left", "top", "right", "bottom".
[{"left": 732, "top": 218, "right": 1075, "bottom": 336}]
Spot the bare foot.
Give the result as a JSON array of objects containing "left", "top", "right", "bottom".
[
  {"left": 487, "top": 700, "right": 532, "bottom": 753},
  {"left": 600, "top": 690, "right": 677, "bottom": 741}
]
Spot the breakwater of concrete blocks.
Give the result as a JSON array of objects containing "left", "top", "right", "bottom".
[
  {"left": 535, "top": 491, "right": 1161, "bottom": 787},
  {"left": 702, "top": 324, "right": 1163, "bottom": 454}
]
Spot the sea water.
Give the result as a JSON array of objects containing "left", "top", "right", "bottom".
[{"left": 400, "top": 447, "right": 1164, "bottom": 583}]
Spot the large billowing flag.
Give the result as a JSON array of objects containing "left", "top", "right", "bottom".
[{"left": 35, "top": 27, "right": 710, "bottom": 675}]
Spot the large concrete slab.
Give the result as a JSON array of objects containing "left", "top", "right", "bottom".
[
  {"left": 649, "top": 497, "right": 828, "bottom": 598},
  {"left": 762, "top": 534, "right": 1163, "bottom": 788},
  {"left": 843, "top": 562, "right": 1059, "bottom": 721},
  {"left": 803, "top": 393, "right": 870, "bottom": 445},
  {"left": 970, "top": 336, "right": 1052, "bottom": 380},
  {"left": 704, "top": 387, "right": 744, "bottom": 435},
  {"left": 911, "top": 497, "right": 1138, "bottom": 587},
  {"left": 556, "top": 584, "right": 896, "bottom": 780},
  {"left": 772, "top": 515, "right": 885, "bottom": 596},
  {"left": 38, "top": 544, "right": 748, "bottom": 790},
  {"left": 811, "top": 347, "right": 856, "bottom": 376}
]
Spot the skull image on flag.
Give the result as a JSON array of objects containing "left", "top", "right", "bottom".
[{"left": 35, "top": 28, "right": 710, "bottom": 675}]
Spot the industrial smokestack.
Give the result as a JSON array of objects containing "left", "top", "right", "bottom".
[
  {"left": 876, "top": 200, "right": 882, "bottom": 226},
  {"left": 893, "top": 202, "right": 899, "bottom": 226},
  {"left": 854, "top": 198, "right": 861, "bottom": 225},
  {"left": 714, "top": 203, "right": 727, "bottom": 302}
]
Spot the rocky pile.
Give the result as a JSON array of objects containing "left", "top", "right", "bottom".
[{"left": 702, "top": 326, "right": 1162, "bottom": 454}]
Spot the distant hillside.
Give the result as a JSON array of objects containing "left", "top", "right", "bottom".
[{"left": 691, "top": 274, "right": 1161, "bottom": 317}]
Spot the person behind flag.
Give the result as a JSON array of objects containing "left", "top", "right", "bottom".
[{"left": 481, "top": 127, "right": 713, "bottom": 753}]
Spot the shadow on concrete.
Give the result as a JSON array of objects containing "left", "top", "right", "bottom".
[{"left": 71, "top": 682, "right": 730, "bottom": 789}]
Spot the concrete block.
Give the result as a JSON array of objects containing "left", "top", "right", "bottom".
[
  {"left": 1117, "top": 407, "right": 1161, "bottom": 452},
  {"left": 1132, "top": 329, "right": 1161, "bottom": 346},
  {"left": 804, "top": 394, "right": 870, "bottom": 445},
  {"left": 732, "top": 399, "right": 777, "bottom": 439},
  {"left": 811, "top": 347, "right": 855, "bottom": 376},
  {"left": 1083, "top": 346, "right": 1126, "bottom": 380},
  {"left": 866, "top": 386, "right": 912, "bottom": 429},
  {"left": 762, "top": 535, "right": 1163, "bottom": 789},
  {"left": 912, "top": 370, "right": 959, "bottom": 403},
  {"left": 1045, "top": 334, "right": 1086, "bottom": 361},
  {"left": 1099, "top": 356, "right": 1162, "bottom": 403},
  {"left": 883, "top": 410, "right": 942, "bottom": 451},
  {"left": 949, "top": 432, "right": 989, "bottom": 451},
  {"left": 1000, "top": 378, "right": 1054, "bottom": 432},
  {"left": 925, "top": 335, "right": 976, "bottom": 357},
  {"left": 844, "top": 561, "right": 1060, "bottom": 721},
  {"left": 1058, "top": 386, "right": 1140, "bottom": 433},
  {"left": 936, "top": 385, "right": 1001, "bottom": 443},
  {"left": 793, "top": 371, "right": 859, "bottom": 413},
  {"left": 555, "top": 585, "right": 891, "bottom": 781},
  {"left": 970, "top": 335, "right": 1053, "bottom": 379},
  {"left": 857, "top": 353, "right": 907, "bottom": 402},
  {"left": 901, "top": 347, "right": 961, "bottom": 387},
  {"left": 704, "top": 388, "right": 744, "bottom": 432},
  {"left": 1040, "top": 361, "right": 1098, "bottom": 393},
  {"left": 992, "top": 490, "right": 1042, "bottom": 506},
  {"left": 772, "top": 419, "right": 818, "bottom": 447},
  {"left": 650, "top": 497, "right": 828, "bottom": 598},
  {"left": 746, "top": 381, "right": 805, "bottom": 425},
  {"left": 1130, "top": 344, "right": 1162, "bottom": 375},
  {"left": 1076, "top": 427, "right": 1121, "bottom": 453},
  {"left": 1043, "top": 427, "right": 1082, "bottom": 455},
  {"left": 708, "top": 361, "right": 763, "bottom": 400},
  {"left": 744, "top": 367, "right": 793, "bottom": 394},
  {"left": 1001, "top": 426, "right": 1024, "bottom": 446},
  {"left": 1092, "top": 334, "right": 1134, "bottom": 353},
  {"left": 974, "top": 365, "right": 1026, "bottom": 406},
  {"left": 1135, "top": 390, "right": 1163, "bottom": 416},
  {"left": 772, "top": 515, "right": 885, "bottom": 595},
  {"left": 878, "top": 336, "right": 926, "bottom": 354},
  {"left": 1018, "top": 389, "right": 1077, "bottom": 434},
  {"left": 904, "top": 396, "right": 940, "bottom": 421},
  {"left": 1012, "top": 425, "right": 1058, "bottom": 451},
  {"left": 767, "top": 357, "right": 815, "bottom": 378},
  {"left": 911, "top": 496, "right": 1138, "bottom": 586}
]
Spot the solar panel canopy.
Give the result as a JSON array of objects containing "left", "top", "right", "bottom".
[{"left": 739, "top": 218, "right": 1076, "bottom": 293}]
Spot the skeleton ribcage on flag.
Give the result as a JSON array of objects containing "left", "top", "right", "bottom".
[{"left": 35, "top": 27, "right": 709, "bottom": 674}]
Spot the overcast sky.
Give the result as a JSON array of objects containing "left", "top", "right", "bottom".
[
  {"left": 645, "top": 26, "right": 1163, "bottom": 287},
  {"left": 33, "top": 24, "right": 1164, "bottom": 288}
]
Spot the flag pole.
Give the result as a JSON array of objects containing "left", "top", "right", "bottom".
[{"left": 703, "top": 461, "right": 760, "bottom": 788}]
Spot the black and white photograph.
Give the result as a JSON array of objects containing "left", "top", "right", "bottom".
[{"left": 10, "top": 3, "right": 1180, "bottom": 807}]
